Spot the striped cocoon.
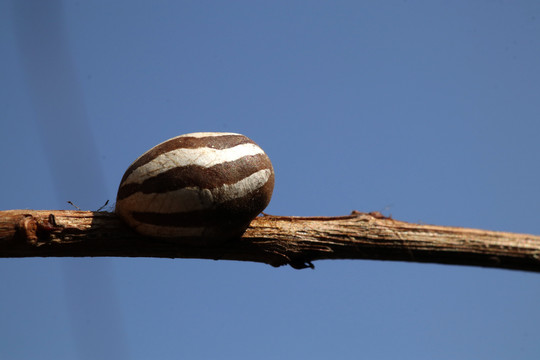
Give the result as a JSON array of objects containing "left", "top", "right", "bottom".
[{"left": 115, "top": 132, "right": 274, "bottom": 242}]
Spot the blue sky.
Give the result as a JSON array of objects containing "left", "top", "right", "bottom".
[{"left": 1, "top": 1, "right": 540, "bottom": 359}]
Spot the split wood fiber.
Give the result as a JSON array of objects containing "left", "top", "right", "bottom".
[{"left": 1, "top": 210, "right": 539, "bottom": 272}]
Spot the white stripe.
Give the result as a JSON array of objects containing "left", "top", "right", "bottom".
[
  {"left": 117, "top": 169, "right": 271, "bottom": 213},
  {"left": 126, "top": 132, "right": 242, "bottom": 168},
  {"left": 177, "top": 132, "right": 240, "bottom": 138},
  {"left": 124, "top": 143, "right": 265, "bottom": 185},
  {"left": 153, "top": 133, "right": 240, "bottom": 146},
  {"left": 211, "top": 169, "right": 271, "bottom": 203}
]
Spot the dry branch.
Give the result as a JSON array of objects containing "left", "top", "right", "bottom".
[{"left": 1, "top": 209, "right": 539, "bottom": 272}]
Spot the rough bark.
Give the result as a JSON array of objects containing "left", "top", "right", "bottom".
[{"left": 1, "top": 210, "right": 539, "bottom": 272}]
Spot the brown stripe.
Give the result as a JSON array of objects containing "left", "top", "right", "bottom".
[
  {"left": 117, "top": 153, "right": 272, "bottom": 200},
  {"left": 132, "top": 208, "right": 224, "bottom": 228},
  {"left": 120, "top": 134, "right": 255, "bottom": 184}
]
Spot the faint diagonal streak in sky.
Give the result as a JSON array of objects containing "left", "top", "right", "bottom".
[{"left": 11, "top": 1, "right": 130, "bottom": 359}]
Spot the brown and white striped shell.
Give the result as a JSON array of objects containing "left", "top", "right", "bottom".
[{"left": 115, "top": 132, "right": 274, "bottom": 242}]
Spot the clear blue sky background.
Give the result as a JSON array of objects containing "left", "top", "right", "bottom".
[{"left": 1, "top": 1, "right": 539, "bottom": 359}]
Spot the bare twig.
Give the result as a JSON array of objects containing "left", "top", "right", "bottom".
[{"left": 1, "top": 210, "right": 539, "bottom": 272}]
